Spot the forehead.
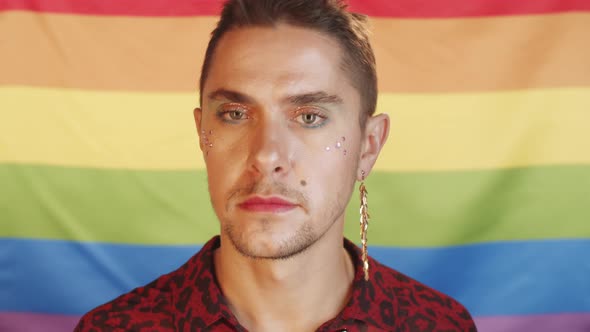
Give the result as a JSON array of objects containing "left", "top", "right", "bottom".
[{"left": 204, "top": 24, "right": 359, "bottom": 106}]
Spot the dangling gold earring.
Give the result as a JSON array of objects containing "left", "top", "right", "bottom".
[{"left": 359, "top": 170, "right": 370, "bottom": 281}]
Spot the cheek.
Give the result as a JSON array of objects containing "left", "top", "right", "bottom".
[
  {"left": 300, "top": 135, "right": 355, "bottom": 193},
  {"left": 200, "top": 117, "right": 248, "bottom": 162},
  {"left": 302, "top": 145, "right": 356, "bottom": 224},
  {"left": 200, "top": 128, "right": 248, "bottom": 202},
  {"left": 200, "top": 129, "right": 214, "bottom": 157},
  {"left": 205, "top": 157, "right": 243, "bottom": 215}
]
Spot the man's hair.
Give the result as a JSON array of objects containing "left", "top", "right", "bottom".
[{"left": 199, "top": 0, "right": 378, "bottom": 124}]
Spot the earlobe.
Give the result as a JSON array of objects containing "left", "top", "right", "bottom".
[{"left": 357, "top": 113, "right": 390, "bottom": 181}]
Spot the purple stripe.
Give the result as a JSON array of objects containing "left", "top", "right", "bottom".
[
  {"left": 0, "top": 312, "right": 80, "bottom": 332},
  {"left": 2, "top": 311, "right": 589, "bottom": 331},
  {"left": 475, "top": 313, "right": 590, "bottom": 332}
]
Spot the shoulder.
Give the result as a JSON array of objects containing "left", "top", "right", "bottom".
[
  {"left": 370, "top": 259, "right": 477, "bottom": 331},
  {"left": 74, "top": 238, "right": 220, "bottom": 332},
  {"left": 74, "top": 275, "right": 177, "bottom": 332}
]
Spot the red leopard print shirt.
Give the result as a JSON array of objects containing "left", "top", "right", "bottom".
[{"left": 75, "top": 236, "right": 477, "bottom": 331}]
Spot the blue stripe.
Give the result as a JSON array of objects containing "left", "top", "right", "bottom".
[
  {"left": 369, "top": 240, "right": 590, "bottom": 316},
  {"left": 1, "top": 238, "right": 589, "bottom": 316}
]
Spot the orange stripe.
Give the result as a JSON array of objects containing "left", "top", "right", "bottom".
[{"left": 1, "top": 11, "right": 589, "bottom": 92}]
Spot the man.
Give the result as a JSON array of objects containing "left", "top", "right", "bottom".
[{"left": 76, "top": 0, "right": 476, "bottom": 331}]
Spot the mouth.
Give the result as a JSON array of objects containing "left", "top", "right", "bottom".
[{"left": 237, "top": 196, "right": 298, "bottom": 213}]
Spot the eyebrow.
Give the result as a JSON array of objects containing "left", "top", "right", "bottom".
[
  {"left": 207, "top": 89, "right": 255, "bottom": 104},
  {"left": 206, "top": 89, "right": 343, "bottom": 106},
  {"left": 285, "top": 91, "right": 343, "bottom": 106}
]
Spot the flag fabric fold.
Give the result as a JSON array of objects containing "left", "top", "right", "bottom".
[{"left": 1, "top": 1, "right": 589, "bottom": 331}]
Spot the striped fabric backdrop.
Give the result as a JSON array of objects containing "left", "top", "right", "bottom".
[{"left": 1, "top": 1, "right": 589, "bottom": 331}]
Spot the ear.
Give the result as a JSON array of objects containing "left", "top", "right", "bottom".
[
  {"left": 193, "top": 107, "right": 203, "bottom": 151},
  {"left": 357, "top": 113, "right": 390, "bottom": 181}
]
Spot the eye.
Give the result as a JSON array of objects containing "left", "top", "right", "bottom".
[
  {"left": 216, "top": 104, "right": 250, "bottom": 123},
  {"left": 301, "top": 113, "right": 317, "bottom": 124},
  {"left": 227, "top": 110, "right": 246, "bottom": 120},
  {"left": 294, "top": 108, "right": 328, "bottom": 128}
]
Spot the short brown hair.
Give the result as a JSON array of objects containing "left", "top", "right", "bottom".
[{"left": 199, "top": 0, "right": 378, "bottom": 124}]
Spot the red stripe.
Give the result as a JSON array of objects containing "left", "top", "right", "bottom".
[
  {"left": 2, "top": 0, "right": 589, "bottom": 17},
  {"left": 0, "top": 0, "right": 225, "bottom": 16},
  {"left": 349, "top": 0, "right": 590, "bottom": 17}
]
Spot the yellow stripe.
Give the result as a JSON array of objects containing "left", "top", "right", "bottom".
[
  {"left": 380, "top": 89, "right": 590, "bottom": 171},
  {"left": 1, "top": 86, "right": 589, "bottom": 171},
  {"left": 1, "top": 87, "right": 203, "bottom": 170}
]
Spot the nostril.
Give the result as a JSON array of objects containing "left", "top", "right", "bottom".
[{"left": 273, "top": 166, "right": 282, "bottom": 173}]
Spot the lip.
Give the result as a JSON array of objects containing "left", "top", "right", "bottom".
[{"left": 238, "top": 196, "right": 298, "bottom": 213}]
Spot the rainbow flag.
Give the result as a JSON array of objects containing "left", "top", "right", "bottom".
[{"left": 1, "top": 1, "right": 589, "bottom": 331}]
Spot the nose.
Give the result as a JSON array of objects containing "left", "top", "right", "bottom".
[{"left": 249, "top": 115, "right": 292, "bottom": 179}]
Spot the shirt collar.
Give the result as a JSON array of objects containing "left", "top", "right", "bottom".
[
  {"left": 179, "top": 236, "right": 394, "bottom": 331},
  {"left": 332, "top": 238, "right": 396, "bottom": 331},
  {"left": 176, "top": 236, "right": 239, "bottom": 329}
]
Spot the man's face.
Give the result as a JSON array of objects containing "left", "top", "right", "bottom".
[{"left": 196, "top": 24, "right": 365, "bottom": 259}]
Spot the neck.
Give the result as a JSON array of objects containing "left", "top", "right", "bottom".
[{"left": 214, "top": 226, "right": 355, "bottom": 332}]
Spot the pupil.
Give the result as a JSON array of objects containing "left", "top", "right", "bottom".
[{"left": 304, "top": 114, "right": 315, "bottom": 123}]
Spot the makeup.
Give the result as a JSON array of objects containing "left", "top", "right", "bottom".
[
  {"left": 202, "top": 129, "right": 214, "bottom": 157},
  {"left": 238, "top": 196, "right": 297, "bottom": 213},
  {"left": 325, "top": 136, "right": 347, "bottom": 156}
]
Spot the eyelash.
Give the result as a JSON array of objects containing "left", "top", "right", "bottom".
[{"left": 215, "top": 105, "right": 329, "bottom": 128}]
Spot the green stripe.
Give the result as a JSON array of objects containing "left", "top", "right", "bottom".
[{"left": 1, "top": 164, "right": 589, "bottom": 246}]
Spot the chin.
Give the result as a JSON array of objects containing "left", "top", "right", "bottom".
[{"left": 224, "top": 221, "right": 317, "bottom": 260}]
